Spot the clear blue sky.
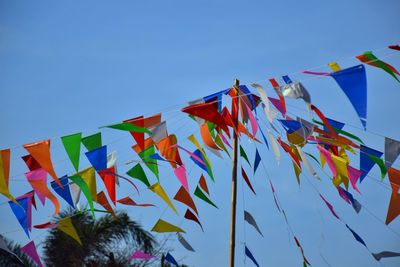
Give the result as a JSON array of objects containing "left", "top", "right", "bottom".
[{"left": 1, "top": 0, "right": 399, "bottom": 266}]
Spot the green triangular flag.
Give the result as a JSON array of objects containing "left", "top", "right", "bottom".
[
  {"left": 102, "top": 122, "right": 152, "bottom": 134},
  {"left": 68, "top": 175, "right": 95, "bottom": 217},
  {"left": 82, "top": 132, "right": 102, "bottom": 151},
  {"left": 313, "top": 119, "right": 364, "bottom": 144},
  {"left": 138, "top": 145, "right": 159, "bottom": 179},
  {"left": 240, "top": 145, "right": 251, "bottom": 166},
  {"left": 194, "top": 186, "right": 218, "bottom": 208},
  {"left": 366, "top": 154, "right": 387, "bottom": 179},
  {"left": 126, "top": 164, "right": 150, "bottom": 187},
  {"left": 61, "top": 133, "right": 82, "bottom": 172}
]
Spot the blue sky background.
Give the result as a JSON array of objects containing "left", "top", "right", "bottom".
[{"left": 1, "top": 0, "right": 400, "bottom": 266}]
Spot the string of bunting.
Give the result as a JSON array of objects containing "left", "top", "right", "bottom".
[{"left": 0, "top": 44, "right": 400, "bottom": 266}]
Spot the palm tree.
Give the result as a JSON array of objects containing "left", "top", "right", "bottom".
[
  {"left": 42, "top": 208, "right": 157, "bottom": 267},
  {"left": 0, "top": 236, "right": 36, "bottom": 267}
]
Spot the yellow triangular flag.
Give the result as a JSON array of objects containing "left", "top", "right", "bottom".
[
  {"left": 328, "top": 62, "right": 341, "bottom": 72},
  {"left": 151, "top": 219, "right": 185, "bottom": 233},
  {"left": 331, "top": 154, "right": 349, "bottom": 189},
  {"left": 75, "top": 167, "right": 97, "bottom": 201},
  {"left": 149, "top": 183, "right": 178, "bottom": 215},
  {"left": 58, "top": 217, "right": 82, "bottom": 245},
  {"left": 0, "top": 149, "right": 15, "bottom": 202}
]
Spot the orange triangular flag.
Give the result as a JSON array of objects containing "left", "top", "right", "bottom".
[
  {"left": 96, "top": 191, "right": 115, "bottom": 217},
  {"left": 386, "top": 168, "right": 400, "bottom": 224},
  {"left": 173, "top": 186, "right": 198, "bottom": 216},
  {"left": 23, "top": 140, "right": 62, "bottom": 187},
  {"left": 198, "top": 174, "right": 209, "bottom": 195}
]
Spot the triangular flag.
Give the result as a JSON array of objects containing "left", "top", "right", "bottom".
[
  {"left": 320, "top": 194, "right": 340, "bottom": 220},
  {"left": 356, "top": 51, "right": 400, "bottom": 82},
  {"left": 330, "top": 65, "right": 367, "bottom": 129},
  {"left": 177, "top": 233, "right": 195, "bottom": 252},
  {"left": 245, "top": 246, "right": 260, "bottom": 267},
  {"left": 366, "top": 153, "right": 387, "bottom": 179},
  {"left": 345, "top": 224, "right": 367, "bottom": 247},
  {"left": 151, "top": 219, "right": 185, "bottom": 233},
  {"left": 130, "top": 250, "right": 155, "bottom": 260},
  {"left": 385, "top": 137, "right": 400, "bottom": 169},
  {"left": 21, "top": 154, "right": 41, "bottom": 171},
  {"left": 149, "top": 183, "right": 178, "bottom": 215},
  {"left": 124, "top": 114, "right": 161, "bottom": 150},
  {"left": 20, "top": 241, "right": 43, "bottom": 267},
  {"left": 126, "top": 164, "right": 150, "bottom": 187},
  {"left": 194, "top": 186, "right": 218, "bottom": 208},
  {"left": 372, "top": 251, "right": 400, "bottom": 261},
  {"left": 240, "top": 145, "right": 251, "bottom": 166},
  {"left": 51, "top": 175, "right": 74, "bottom": 208},
  {"left": 360, "top": 145, "right": 383, "bottom": 182},
  {"left": 25, "top": 168, "right": 60, "bottom": 216},
  {"left": 98, "top": 166, "right": 116, "bottom": 205},
  {"left": 85, "top": 145, "right": 107, "bottom": 171},
  {"left": 184, "top": 209, "right": 203, "bottom": 230},
  {"left": 347, "top": 165, "right": 362, "bottom": 193},
  {"left": 96, "top": 191, "right": 115, "bottom": 216},
  {"left": 165, "top": 252, "right": 179, "bottom": 266},
  {"left": 138, "top": 145, "right": 159, "bottom": 179},
  {"left": 9, "top": 193, "right": 33, "bottom": 237},
  {"left": 174, "top": 186, "right": 198, "bottom": 215},
  {"left": 23, "top": 139, "right": 62, "bottom": 187},
  {"left": 81, "top": 132, "right": 102, "bottom": 151},
  {"left": 181, "top": 102, "right": 229, "bottom": 136},
  {"left": 386, "top": 167, "right": 400, "bottom": 224},
  {"left": 244, "top": 210, "right": 263, "bottom": 236},
  {"left": 155, "top": 135, "right": 183, "bottom": 168},
  {"left": 253, "top": 149, "right": 261, "bottom": 174},
  {"left": 103, "top": 122, "right": 152, "bottom": 134},
  {"left": 68, "top": 175, "right": 95, "bottom": 216},
  {"left": 242, "top": 167, "right": 256, "bottom": 194},
  {"left": 117, "top": 196, "right": 154, "bottom": 207},
  {"left": 74, "top": 167, "right": 97, "bottom": 202},
  {"left": 61, "top": 132, "right": 82, "bottom": 172},
  {"left": 174, "top": 164, "right": 189, "bottom": 193},
  {"left": 198, "top": 174, "right": 209, "bottom": 195},
  {"left": 58, "top": 217, "right": 82, "bottom": 245},
  {"left": 0, "top": 149, "right": 15, "bottom": 202}
]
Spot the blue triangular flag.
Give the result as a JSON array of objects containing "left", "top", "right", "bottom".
[
  {"left": 360, "top": 145, "right": 383, "bottom": 182},
  {"left": 165, "top": 252, "right": 179, "bottom": 266},
  {"left": 254, "top": 149, "right": 261, "bottom": 174},
  {"left": 85, "top": 145, "right": 107, "bottom": 171},
  {"left": 259, "top": 128, "right": 269, "bottom": 150},
  {"left": 282, "top": 75, "right": 293, "bottom": 84},
  {"left": 9, "top": 197, "right": 30, "bottom": 237},
  {"left": 325, "top": 118, "right": 345, "bottom": 133},
  {"left": 346, "top": 224, "right": 367, "bottom": 247},
  {"left": 190, "top": 149, "right": 208, "bottom": 172},
  {"left": 331, "top": 65, "right": 367, "bottom": 130},
  {"left": 51, "top": 175, "right": 74, "bottom": 208},
  {"left": 278, "top": 119, "right": 302, "bottom": 134},
  {"left": 245, "top": 245, "right": 260, "bottom": 267}
]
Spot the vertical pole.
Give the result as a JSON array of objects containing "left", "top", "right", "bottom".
[{"left": 229, "top": 79, "right": 240, "bottom": 267}]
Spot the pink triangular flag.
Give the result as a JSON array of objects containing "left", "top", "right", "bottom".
[
  {"left": 20, "top": 241, "right": 43, "bottom": 267},
  {"left": 25, "top": 168, "right": 47, "bottom": 205},
  {"left": 347, "top": 165, "right": 361, "bottom": 193},
  {"left": 174, "top": 164, "right": 190, "bottom": 192},
  {"left": 130, "top": 249, "right": 155, "bottom": 260},
  {"left": 244, "top": 103, "right": 258, "bottom": 136},
  {"left": 317, "top": 145, "right": 337, "bottom": 177}
]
